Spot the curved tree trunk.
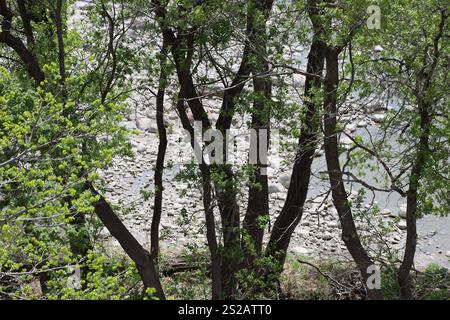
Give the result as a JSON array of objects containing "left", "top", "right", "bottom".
[
  {"left": 322, "top": 47, "right": 383, "bottom": 300},
  {"left": 90, "top": 186, "right": 165, "bottom": 300},
  {"left": 241, "top": 0, "right": 274, "bottom": 279},
  {"left": 150, "top": 40, "right": 168, "bottom": 261},
  {"left": 265, "top": 0, "right": 325, "bottom": 270}
]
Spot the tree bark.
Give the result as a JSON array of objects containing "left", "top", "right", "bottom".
[
  {"left": 241, "top": 0, "right": 274, "bottom": 276},
  {"left": 90, "top": 186, "right": 165, "bottom": 300},
  {"left": 266, "top": 23, "right": 325, "bottom": 271},
  {"left": 150, "top": 40, "right": 168, "bottom": 261},
  {"left": 322, "top": 47, "right": 383, "bottom": 300}
]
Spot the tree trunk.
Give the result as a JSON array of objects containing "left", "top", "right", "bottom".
[
  {"left": 150, "top": 40, "right": 168, "bottom": 261},
  {"left": 90, "top": 185, "right": 165, "bottom": 300},
  {"left": 397, "top": 99, "right": 430, "bottom": 299},
  {"left": 241, "top": 0, "right": 274, "bottom": 275},
  {"left": 266, "top": 34, "right": 325, "bottom": 270},
  {"left": 322, "top": 47, "right": 383, "bottom": 300},
  {"left": 174, "top": 95, "right": 223, "bottom": 299}
]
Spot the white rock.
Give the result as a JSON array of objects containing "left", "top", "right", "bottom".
[
  {"left": 137, "top": 144, "right": 146, "bottom": 154},
  {"left": 292, "top": 73, "right": 305, "bottom": 86},
  {"left": 322, "top": 233, "right": 333, "bottom": 240},
  {"left": 445, "top": 251, "right": 450, "bottom": 258},
  {"left": 314, "top": 149, "right": 324, "bottom": 157},
  {"left": 357, "top": 120, "right": 368, "bottom": 128},
  {"left": 346, "top": 123, "right": 357, "bottom": 133},
  {"left": 269, "top": 159, "right": 280, "bottom": 170},
  {"left": 398, "top": 204, "right": 407, "bottom": 218},
  {"left": 397, "top": 220, "right": 407, "bottom": 230},
  {"left": 327, "top": 222, "right": 341, "bottom": 229},
  {"left": 291, "top": 246, "right": 311, "bottom": 256},
  {"left": 136, "top": 117, "right": 158, "bottom": 133},
  {"left": 381, "top": 209, "right": 392, "bottom": 216},
  {"left": 278, "top": 173, "right": 291, "bottom": 189},
  {"left": 99, "top": 227, "right": 110, "bottom": 238},
  {"left": 298, "top": 229, "right": 309, "bottom": 237},
  {"left": 340, "top": 136, "right": 353, "bottom": 145},
  {"left": 374, "top": 45, "right": 384, "bottom": 53},
  {"left": 372, "top": 113, "right": 386, "bottom": 123}
]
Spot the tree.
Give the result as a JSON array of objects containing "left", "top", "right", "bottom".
[{"left": 0, "top": 0, "right": 164, "bottom": 299}]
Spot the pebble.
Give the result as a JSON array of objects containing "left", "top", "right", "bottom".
[
  {"left": 372, "top": 113, "right": 386, "bottom": 123},
  {"left": 398, "top": 203, "right": 407, "bottom": 218},
  {"left": 397, "top": 220, "right": 407, "bottom": 230},
  {"left": 268, "top": 183, "right": 283, "bottom": 194},
  {"left": 357, "top": 120, "right": 368, "bottom": 128},
  {"left": 278, "top": 173, "right": 291, "bottom": 189},
  {"left": 340, "top": 136, "right": 353, "bottom": 145},
  {"left": 137, "top": 144, "right": 147, "bottom": 154},
  {"left": 322, "top": 234, "right": 333, "bottom": 241},
  {"left": 136, "top": 117, "right": 158, "bottom": 133},
  {"left": 346, "top": 123, "right": 357, "bottom": 133}
]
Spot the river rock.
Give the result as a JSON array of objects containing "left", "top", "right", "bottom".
[
  {"left": 357, "top": 120, "right": 368, "bottom": 128},
  {"left": 372, "top": 113, "right": 386, "bottom": 123},
  {"left": 327, "top": 222, "right": 341, "bottom": 229},
  {"left": 293, "top": 73, "right": 305, "bottom": 86},
  {"left": 346, "top": 123, "right": 357, "bottom": 133},
  {"left": 278, "top": 173, "right": 291, "bottom": 189},
  {"left": 445, "top": 251, "right": 450, "bottom": 258},
  {"left": 291, "top": 246, "right": 311, "bottom": 256},
  {"left": 268, "top": 183, "right": 283, "bottom": 194},
  {"left": 397, "top": 220, "right": 407, "bottom": 230},
  {"left": 340, "top": 136, "right": 353, "bottom": 145},
  {"left": 398, "top": 204, "right": 407, "bottom": 218},
  {"left": 137, "top": 144, "right": 147, "bottom": 154},
  {"left": 322, "top": 233, "right": 333, "bottom": 240},
  {"left": 374, "top": 45, "right": 384, "bottom": 53},
  {"left": 136, "top": 117, "right": 158, "bottom": 133}
]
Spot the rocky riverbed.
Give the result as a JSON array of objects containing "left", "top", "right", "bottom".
[
  {"left": 95, "top": 97, "right": 450, "bottom": 270},
  {"left": 72, "top": 0, "right": 449, "bottom": 270}
]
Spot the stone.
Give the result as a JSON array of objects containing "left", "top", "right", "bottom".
[
  {"left": 314, "top": 149, "right": 324, "bottom": 157},
  {"left": 381, "top": 209, "right": 392, "bottom": 216},
  {"left": 445, "top": 251, "right": 450, "bottom": 258},
  {"left": 278, "top": 173, "right": 291, "bottom": 189},
  {"left": 268, "top": 183, "right": 283, "bottom": 194},
  {"left": 292, "top": 73, "right": 305, "bottom": 86},
  {"left": 397, "top": 220, "right": 407, "bottom": 230},
  {"left": 99, "top": 227, "right": 110, "bottom": 238},
  {"left": 398, "top": 203, "right": 407, "bottom": 218},
  {"left": 291, "top": 246, "right": 311, "bottom": 256},
  {"left": 322, "top": 233, "right": 333, "bottom": 240},
  {"left": 136, "top": 117, "right": 158, "bottom": 133},
  {"left": 269, "top": 159, "right": 280, "bottom": 170},
  {"left": 327, "top": 222, "right": 341, "bottom": 229},
  {"left": 372, "top": 113, "right": 386, "bottom": 123},
  {"left": 137, "top": 144, "right": 147, "bottom": 154},
  {"left": 346, "top": 123, "right": 357, "bottom": 133},
  {"left": 340, "top": 136, "right": 353, "bottom": 145},
  {"left": 357, "top": 120, "right": 368, "bottom": 128},
  {"left": 374, "top": 45, "right": 384, "bottom": 53},
  {"left": 298, "top": 229, "right": 309, "bottom": 237}
]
